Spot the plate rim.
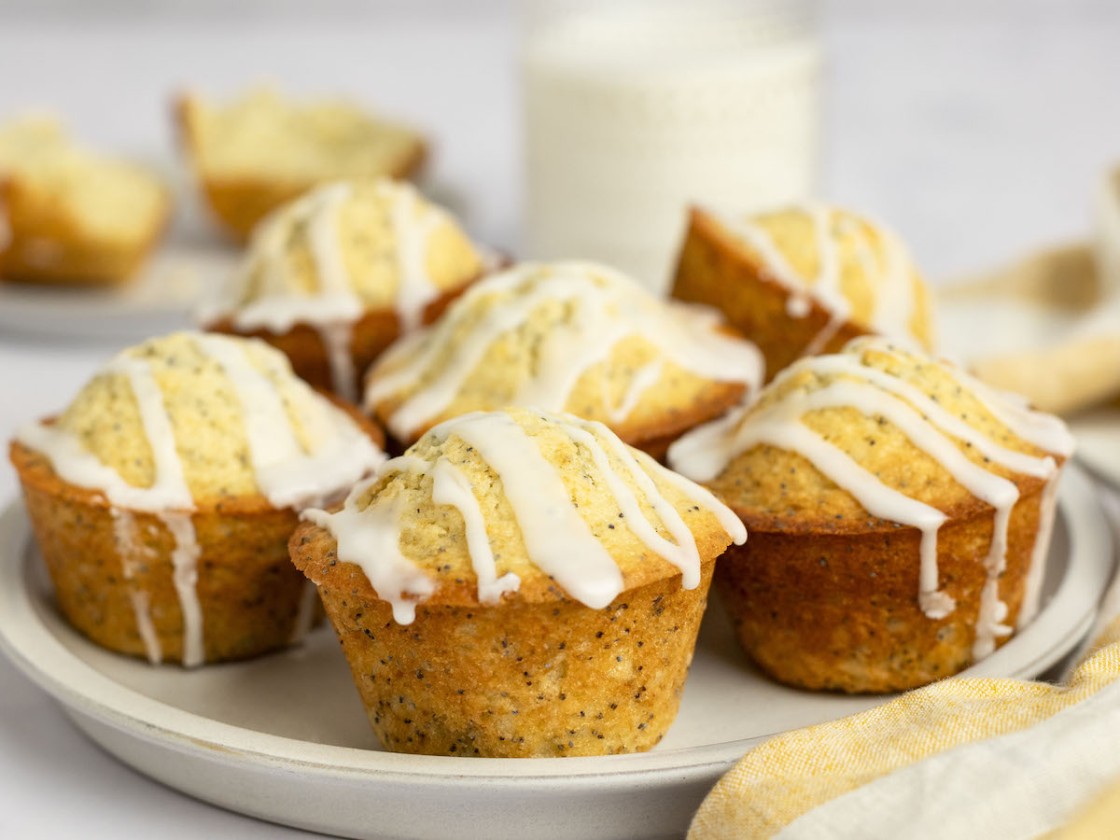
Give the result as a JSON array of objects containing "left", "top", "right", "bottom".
[
  {"left": 0, "top": 243, "right": 238, "bottom": 342},
  {"left": 1068, "top": 406, "right": 1120, "bottom": 490},
  {"left": 0, "top": 464, "right": 1113, "bottom": 790}
]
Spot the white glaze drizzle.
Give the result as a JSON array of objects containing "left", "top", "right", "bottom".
[
  {"left": 431, "top": 412, "right": 625, "bottom": 609},
  {"left": 571, "top": 415, "right": 746, "bottom": 562},
  {"left": 129, "top": 589, "right": 161, "bottom": 664},
  {"left": 668, "top": 337, "right": 1070, "bottom": 648},
  {"left": 110, "top": 359, "right": 205, "bottom": 667},
  {"left": 809, "top": 203, "right": 843, "bottom": 307},
  {"left": 112, "top": 509, "right": 162, "bottom": 664},
  {"left": 17, "top": 334, "right": 385, "bottom": 666},
  {"left": 810, "top": 348, "right": 1057, "bottom": 478},
  {"left": 721, "top": 212, "right": 823, "bottom": 320},
  {"left": 218, "top": 185, "right": 366, "bottom": 333},
  {"left": 868, "top": 342, "right": 1073, "bottom": 643},
  {"left": 867, "top": 224, "right": 918, "bottom": 339},
  {"left": 605, "top": 359, "right": 665, "bottom": 424},
  {"left": 718, "top": 204, "right": 921, "bottom": 357},
  {"left": 320, "top": 324, "right": 358, "bottom": 402},
  {"left": 844, "top": 214, "right": 880, "bottom": 281},
  {"left": 161, "top": 511, "right": 204, "bottom": 666},
  {"left": 430, "top": 456, "right": 521, "bottom": 604},
  {"left": 365, "top": 262, "right": 764, "bottom": 441},
  {"left": 559, "top": 422, "right": 703, "bottom": 588},
  {"left": 369, "top": 272, "right": 592, "bottom": 435},
  {"left": 304, "top": 410, "right": 746, "bottom": 624},
  {"left": 713, "top": 410, "right": 955, "bottom": 618},
  {"left": 15, "top": 419, "right": 201, "bottom": 659},
  {"left": 191, "top": 333, "right": 384, "bottom": 509},
  {"left": 627, "top": 445, "right": 748, "bottom": 546},
  {"left": 786, "top": 295, "right": 811, "bottom": 318},
  {"left": 304, "top": 495, "right": 437, "bottom": 625},
  {"left": 201, "top": 184, "right": 364, "bottom": 398},
  {"left": 948, "top": 366, "right": 1075, "bottom": 458},
  {"left": 800, "top": 314, "right": 847, "bottom": 358},
  {"left": 1018, "top": 467, "right": 1064, "bottom": 628},
  {"left": 295, "top": 182, "right": 361, "bottom": 400},
  {"left": 199, "top": 180, "right": 456, "bottom": 399},
  {"left": 721, "top": 204, "right": 851, "bottom": 359},
  {"left": 382, "top": 180, "right": 446, "bottom": 333},
  {"left": 306, "top": 184, "right": 354, "bottom": 297},
  {"left": 804, "top": 347, "right": 1065, "bottom": 654},
  {"left": 800, "top": 379, "right": 1020, "bottom": 558}
]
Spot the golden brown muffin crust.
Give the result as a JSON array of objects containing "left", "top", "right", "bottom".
[
  {"left": 671, "top": 206, "right": 934, "bottom": 380},
  {"left": 365, "top": 262, "right": 762, "bottom": 453}
]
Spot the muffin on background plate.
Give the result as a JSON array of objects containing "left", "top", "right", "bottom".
[
  {"left": 290, "top": 407, "right": 746, "bottom": 757},
  {"left": 0, "top": 116, "right": 169, "bottom": 287},
  {"left": 669, "top": 336, "right": 1072, "bottom": 693},
  {"left": 199, "top": 178, "right": 488, "bottom": 402},
  {"left": 10, "top": 332, "right": 385, "bottom": 667},
  {"left": 365, "top": 260, "right": 765, "bottom": 458},
  {"left": 671, "top": 204, "right": 934, "bottom": 380},
  {"left": 176, "top": 87, "right": 426, "bottom": 241}
]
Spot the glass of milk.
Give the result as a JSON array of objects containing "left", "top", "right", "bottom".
[{"left": 522, "top": 0, "right": 821, "bottom": 293}]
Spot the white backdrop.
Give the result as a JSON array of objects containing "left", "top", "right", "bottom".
[{"left": 0, "top": 0, "right": 1115, "bottom": 279}]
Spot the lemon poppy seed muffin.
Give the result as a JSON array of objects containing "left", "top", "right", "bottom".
[
  {"left": 199, "top": 178, "right": 487, "bottom": 402},
  {"left": 671, "top": 204, "right": 935, "bottom": 380},
  {"left": 364, "top": 261, "right": 764, "bottom": 457},
  {"left": 290, "top": 407, "right": 746, "bottom": 757},
  {"left": 176, "top": 88, "right": 426, "bottom": 241},
  {"left": 10, "top": 332, "right": 385, "bottom": 666},
  {"left": 669, "top": 337, "right": 1072, "bottom": 693},
  {"left": 0, "top": 116, "right": 169, "bottom": 287}
]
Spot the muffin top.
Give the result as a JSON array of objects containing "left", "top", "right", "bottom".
[
  {"left": 0, "top": 116, "right": 167, "bottom": 245},
  {"left": 15, "top": 332, "right": 384, "bottom": 511},
  {"left": 199, "top": 178, "right": 485, "bottom": 335},
  {"left": 668, "top": 336, "right": 1072, "bottom": 634},
  {"left": 295, "top": 407, "right": 746, "bottom": 624},
  {"left": 713, "top": 203, "right": 934, "bottom": 351},
  {"left": 671, "top": 336, "right": 1072, "bottom": 524},
  {"left": 365, "top": 260, "right": 764, "bottom": 444},
  {"left": 178, "top": 87, "right": 423, "bottom": 183}
]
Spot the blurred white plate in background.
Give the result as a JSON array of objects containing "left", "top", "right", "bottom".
[{"left": 0, "top": 243, "right": 237, "bottom": 341}]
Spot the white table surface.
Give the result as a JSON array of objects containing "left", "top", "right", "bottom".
[{"left": 1, "top": 2, "right": 1119, "bottom": 837}]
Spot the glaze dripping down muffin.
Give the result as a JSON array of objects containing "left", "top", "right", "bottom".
[
  {"left": 290, "top": 407, "right": 745, "bottom": 757},
  {"left": 10, "top": 332, "right": 385, "bottom": 666},
  {"left": 669, "top": 336, "right": 1072, "bottom": 693},
  {"left": 671, "top": 203, "right": 935, "bottom": 379},
  {"left": 364, "top": 260, "right": 764, "bottom": 456},
  {"left": 200, "top": 178, "right": 487, "bottom": 401}
]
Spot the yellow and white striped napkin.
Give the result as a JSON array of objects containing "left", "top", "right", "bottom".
[{"left": 690, "top": 507, "right": 1120, "bottom": 840}]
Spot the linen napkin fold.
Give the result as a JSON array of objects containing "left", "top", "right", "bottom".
[
  {"left": 939, "top": 244, "right": 1120, "bottom": 416},
  {"left": 689, "top": 610, "right": 1120, "bottom": 839},
  {"left": 938, "top": 165, "right": 1120, "bottom": 416}
]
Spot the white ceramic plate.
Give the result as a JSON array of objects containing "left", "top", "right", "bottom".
[
  {"left": 1068, "top": 407, "right": 1120, "bottom": 488},
  {"left": 0, "top": 466, "right": 1112, "bottom": 840},
  {"left": 0, "top": 242, "right": 239, "bottom": 342}
]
